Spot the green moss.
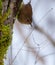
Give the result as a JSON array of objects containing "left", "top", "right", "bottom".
[
  {"left": 0, "top": 1, "right": 13, "bottom": 65},
  {"left": 0, "top": 22, "right": 13, "bottom": 65},
  {"left": 0, "top": 24, "right": 12, "bottom": 65},
  {"left": 0, "top": 9, "right": 11, "bottom": 23},
  {"left": 0, "top": 18, "right": 12, "bottom": 65}
]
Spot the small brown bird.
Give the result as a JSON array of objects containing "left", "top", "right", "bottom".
[{"left": 18, "top": 1, "right": 32, "bottom": 25}]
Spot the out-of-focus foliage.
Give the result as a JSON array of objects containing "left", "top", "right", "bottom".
[{"left": 0, "top": 0, "right": 2, "bottom": 16}]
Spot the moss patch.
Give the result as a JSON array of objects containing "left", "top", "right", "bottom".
[
  {"left": 0, "top": 23, "right": 12, "bottom": 65},
  {"left": 0, "top": 1, "right": 13, "bottom": 65}
]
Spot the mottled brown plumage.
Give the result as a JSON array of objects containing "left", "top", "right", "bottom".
[{"left": 18, "top": 2, "right": 32, "bottom": 24}]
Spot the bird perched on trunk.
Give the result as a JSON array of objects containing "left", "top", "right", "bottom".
[{"left": 0, "top": 0, "right": 32, "bottom": 65}]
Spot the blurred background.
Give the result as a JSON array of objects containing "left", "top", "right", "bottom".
[{"left": 4, "top": 0, "right": 55, "bottom": 65}]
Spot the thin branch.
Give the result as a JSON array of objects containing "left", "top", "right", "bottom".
[
  {"left": 32, "top": 8, "right": 55, "bottom": 46},
  {"left": 10, "top": 26, "right": 33, "bottom": 65},
  {"left": 33, "top": 23, "right": 55, "bottom": 46}
]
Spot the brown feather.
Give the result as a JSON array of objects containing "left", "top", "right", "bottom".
[{"left": 18, "top": 3, "right": 32, "bottom": 24}]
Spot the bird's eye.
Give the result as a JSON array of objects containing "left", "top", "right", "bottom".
[{"left": 27, "top": 18, "right": 29, "bottom": 22}]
